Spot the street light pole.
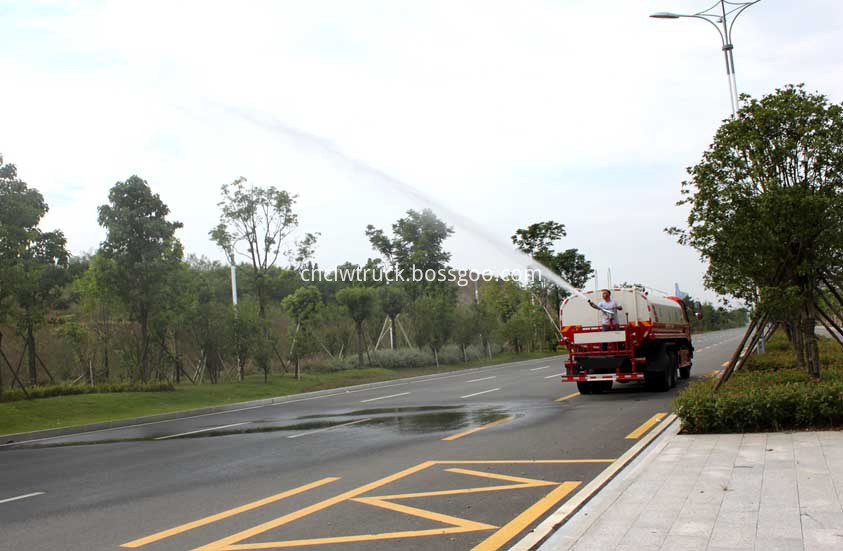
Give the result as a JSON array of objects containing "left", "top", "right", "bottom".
[{"left": 651, "top": 0, "right": 761, "bottom": 117}]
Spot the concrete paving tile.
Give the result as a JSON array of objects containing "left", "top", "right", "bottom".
[
  {"left": 757, "top": 507, "right": 802, "bottom": 539},
  {"left": 709, "top": 512, "right": 758, "bottom": 549},
  {"left": 798, "top": 473, "right": 842, "bottom": 512},
  {"left": 753, "top": 537, "right": 805, "bottom": 551},
  {"left": 800, "top": 511, "right": 843, "bottom": 530},
  {"left": 803, "top": 528, "right": 843, "bottom": 551},
  {"left": 618, "top": 526, "right": 667, "bottom": 548},
  {"left": 658, "top": 534, "right": 708, "bottom": 551}
]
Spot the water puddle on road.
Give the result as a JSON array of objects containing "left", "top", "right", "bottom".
[{"left": 2, "top": 406, "right": 513, "bottom": 449}]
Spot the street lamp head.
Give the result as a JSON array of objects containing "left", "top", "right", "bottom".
[{"left": 650, "top": 12, "right": 681, "bottom": 19}]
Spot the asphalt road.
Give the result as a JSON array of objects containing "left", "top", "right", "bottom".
[{"left": 0, "top": 327, "right": 745, "bottom": 551}]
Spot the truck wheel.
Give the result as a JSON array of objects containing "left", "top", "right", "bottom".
[
  {"left": 576, "top": 381, "right": 593, "bottom": 395},
  {"left": 679, "top": 366, "right": 691, "bottom": 379},
  {"left": 645, "top": 368, "right": 670, "bottom": 392},
  {"left": 594, "top": 381, "right": 613, "bottom": 393}
]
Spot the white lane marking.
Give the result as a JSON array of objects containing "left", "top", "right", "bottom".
[
  {"left": 360, "top": 392, "right": 410, "bottom": 403},
  {"left": 460, "top": 388, "right": 500, "bottom": 399},
  {"left": 466, "top": 376, "right": 497, "bottom": 383},
  {"left": 529, "top": 366, "right": 551, "bottom": 372},
  {"left": 154, "top": 422, "right": 248, "bottom": 440},
  {"left": 0, "top": 492, "right": 45, "bottom": 505},
  {"left": 545, "top": 373, "right": 566, "bottom": 379},
  {"left": 287, "top": 418, "right": 371, "bottom": 439}
]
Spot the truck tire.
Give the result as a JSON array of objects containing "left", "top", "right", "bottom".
[
  {"left": 594, "top": 381, "right": 613, "bottom": 393},
  {"left": 645, "top": 367, "right": 671, "bottom": 392},
  {"left": 576, "top": 381, "right": 593, "bottom": 394},
  {"left": 679, "top": 366, "right": 691, "bottom": 379}
]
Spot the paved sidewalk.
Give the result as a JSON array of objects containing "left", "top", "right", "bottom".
[{"left": 540, "top": 426, "right": 843, "bottom": 551}]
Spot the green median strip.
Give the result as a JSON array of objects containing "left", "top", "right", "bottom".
[{"left": 0, "top": 351, "right": 564, "bottom": 436}]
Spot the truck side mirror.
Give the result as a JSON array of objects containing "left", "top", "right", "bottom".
[{"left": 694, "top": 301, "right": 703, "bottom": 320}]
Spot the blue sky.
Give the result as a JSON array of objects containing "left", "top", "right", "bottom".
[{"left": 2, "top": 0, "right": 842, "bottom": 302}]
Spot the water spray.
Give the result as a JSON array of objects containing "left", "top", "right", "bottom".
[{"left": 223, "top": 106, "right": 591, "bottom": 301}]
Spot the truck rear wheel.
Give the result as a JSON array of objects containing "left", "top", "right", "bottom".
[
  {"left": 679, "top": 366, "right": 691, "bottom": 379},
  {"left": 576, "top": 381, "right": 593, "bottom": 394},
  {"left": 645, "top": 368, "right": 671, "bottom": 392}
]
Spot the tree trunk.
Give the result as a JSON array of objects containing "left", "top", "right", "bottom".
[
  {"left": 802, "top": 305, "right": 820, "bottom": 380},
  {"left": 433, "top": 346, "right": 439, "bottom": 368},
  {"left": 139, "top": 313, "right": 150, "bottom": 382},
  {"left": 389, "top": 315, "right": 397, "bottom": 350},
  {"left": 461, "top": 344, "right": 467, "bottom": 363},
  {"left": 26, "top": 318, "right": 37, "bottom": 386},
  {"left": 356, "top": 321, "right": 364, "bottom": 368},
  {"left": 295, "top": 356, "right": 300, "bottom": 380}
]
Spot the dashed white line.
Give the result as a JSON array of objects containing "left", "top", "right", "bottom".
[
  {"left": 154, "top": 422, "right": 248, "bottom": 440},
  {"left": 360, "top": 392, "right": 410, "bottom": 403},
  {"left": 545, "top": 373, "right": 566, "bottom": 379},
  {"left": 529, "top": 366, "right": 551, "bottom": 372},
  {"left": 0, "top": 492, "right": 44, "bottom": 505},
  {"left": 461, "top": 388, "right": 500, "bottom": 399},
  {"left": 287, "top": 418, "right": 371, "bottom": 439},
  {"left": 466, "top": 376, "right": 497, "bottom": 383}
]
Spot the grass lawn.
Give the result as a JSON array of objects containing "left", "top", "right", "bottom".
[{"left": 0, "top": 350, "right": 564, "bottom": 436}]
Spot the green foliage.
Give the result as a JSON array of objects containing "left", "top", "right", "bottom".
[
  {"left": 0, "top": 381, "right": 174, "bottom": 403},
  {"left": 366, "top": 209, "right": 454, "bottom": 298},
  {"left": 413, "top": 293, "right": 456, "bottom": 364},
  {"left": 668, "top": 85, "right": 843, "bottom": 377},
  {"left": 674, "top": 334, "right": 843, "bottom": 433},
  {"left": 511, "top": 221, "right": 593, "bottom": 324},
  {"left": 97, "top": 175, "right": 184, "bottom": 381},
  {"left": 0, "top": 154, "right": 71, "bottom": 385},
  {"left": 336, "top": 286, "right": 378, "bottom": 367}
]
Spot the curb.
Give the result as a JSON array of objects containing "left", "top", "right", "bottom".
[
  {"left": 1, "top": 354, "right": 566, "bottom": 445},
  {"left": 511, "top": 413, "right": 680, "bottom": 551}
]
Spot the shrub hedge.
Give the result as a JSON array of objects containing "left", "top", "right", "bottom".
[
  {"left": 674, "top": 333, "right": 843, "bottom": 433},
  {"left": 0, "top": 381, "right": 175, "bottom": 402},
  {"left": 330, "top": 344, "right": 499, "bottom": 370}
]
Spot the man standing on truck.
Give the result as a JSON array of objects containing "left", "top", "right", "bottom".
[{"left": 588, "top": 289, "right": 623, "bottom": 329}]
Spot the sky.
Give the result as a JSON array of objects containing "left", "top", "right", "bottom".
[{"left": 2, "top": 0, "right": 842, "bottom": 303}]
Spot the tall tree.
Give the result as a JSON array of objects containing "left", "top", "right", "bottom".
[
  {"left": 379, "top": 285, "right": 407, "bottom": 350},
  {"left": 282, "top": 285, "right": 323, "bottom": 379},
  {"left": 97, "top": 176, "right": 183, "bottom": 381},
  {"left": 0, "top": 155, "right": 69, "bottom": 385},
  {"left": 366, "top": 208, "right": 454, "bottom": 298},
  {"left": 413, "top": 293, "right": 455, "bottom": 366},
  {"left": 210, "top": 177, "right": 317, "bottom": 320},
  {"left": 336, "top": 287, "right": 377, "bottom": 368},
  {"left": 668, "top": 85, "right": 843, "bottom": 379}
]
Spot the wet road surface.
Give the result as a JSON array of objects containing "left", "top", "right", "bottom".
[{"left": 0, "top": 327, "right": 745, "bottom": 551}]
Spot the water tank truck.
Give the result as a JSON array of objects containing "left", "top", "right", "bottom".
[{"left": 559, "top": 287, "right": 700, "bottom": 393}]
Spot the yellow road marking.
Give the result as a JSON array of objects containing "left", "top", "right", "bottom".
[
  {"left": 222, "top": 526, "right": 490, "bottom": 549},
  {"left": 354, "top": 496, "right": 497, "bottom": 530},
  {"left": 191, "top": 461, "right": 436, "bottom": 551},
  {"left": 625, "top": 412, "right": 667, "bottom": 440},
  {"left": 439, "top": 459, "right": 615, "bottom": 464},
  {"left": 442, "top": 416, "right": 514, "bottom": 441},
  {"left": 368, "top": 468, "right": 556, "bottom": 500},
  {"left": 471, "top": 481, "right": 581, "bottom": 551},
  {"left": 555, "top": 392, "right": 580, "bottom": 402},
  {"left": 120, "top": 477, "right": 339, "bottom": 548}
]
